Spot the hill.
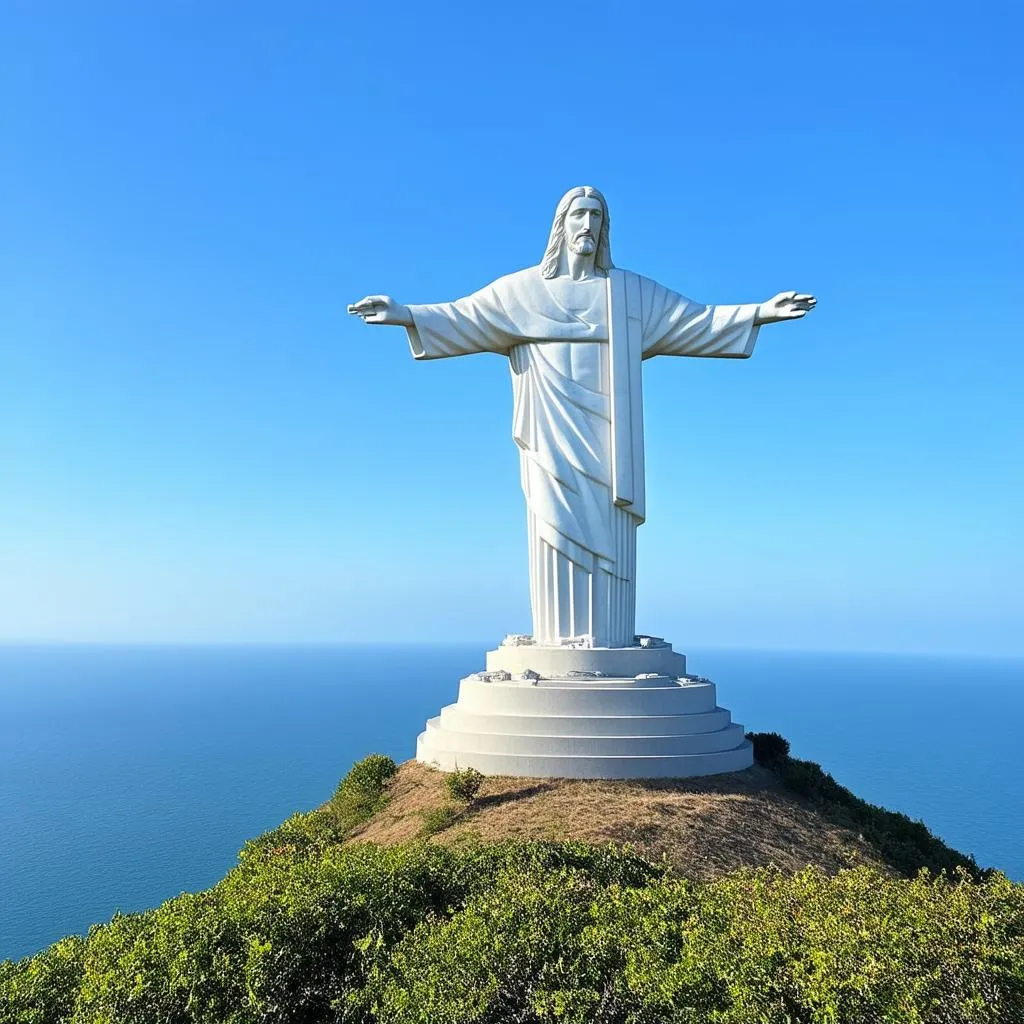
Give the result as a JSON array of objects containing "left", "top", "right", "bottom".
[
  {"left": 4, "top": 738, "right": 1013, "bottom": 1024},
  {"left": 347, "top": 760, "right": 884, "bottom": 878},
  {"left": 343, "top": 735, "right": 982, "bottom": 880}
]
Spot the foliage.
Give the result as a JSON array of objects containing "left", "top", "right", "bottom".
[
  {"left": 3, "top": 832, "right": 1021, "bottom": 1024},
  {"left": 444, "top": 766, "right": 484, "bottom": 803},
  {"left": 344, "top": 754, "right": 399, "bottom": 797},
  {"left": 745, "top": 730, "right": 791, "bottom": 766},
  {"left": 362, "top": 863, "right": 1024, "bottom": 1024},
  {"left": 0, "top": 935, "right": 85, "bottom": 1024},
  {"left": 421, "top": 805, "right": 462, "bottom": 835},
  {"left": 328, "top": 753, "right": 398, "bottom": 835},
  {"left": 747, "top": 733, "right": 986, "bottom": 879},
  {"left": 3, "top": 747, "right": 1016, "bottom": 1023}
]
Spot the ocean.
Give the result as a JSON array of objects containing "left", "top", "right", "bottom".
[{"left": 1, "top": 643, "right": 1021, "bottom": 962}]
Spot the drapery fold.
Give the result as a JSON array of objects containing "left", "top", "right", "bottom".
[{"left": 405, "top": 266, "right": 760, "bottom": 646}]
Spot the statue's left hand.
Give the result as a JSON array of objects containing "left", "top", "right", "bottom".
[
  {"left": 755, "top": 292, "right": 816, "bottom": 325},
  {"left": 347, "top": 294, "right": 414, "bottom": 327}
]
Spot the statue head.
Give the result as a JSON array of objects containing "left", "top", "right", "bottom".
[{"left": 540, "top": 185, "right": 613, "bottom": 280}]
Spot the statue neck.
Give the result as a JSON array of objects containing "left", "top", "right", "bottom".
[{"left": 563, "top": 247, "right": 601, "bottom": 282}]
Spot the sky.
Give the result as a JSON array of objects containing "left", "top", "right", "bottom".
[{"left": 1, "top": 1, "right": 1021, "bottom": 655}]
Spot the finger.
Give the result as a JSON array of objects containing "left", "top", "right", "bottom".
[
  {"left": 782, "top": 290, "right": 797, "bottom": 300},
  {"left": 793, "top": 293, "right": 815, "bottom": 303}
]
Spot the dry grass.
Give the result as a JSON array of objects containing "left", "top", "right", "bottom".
[{"left": 345, "top": 760, "right": 888, "bottom": 881}]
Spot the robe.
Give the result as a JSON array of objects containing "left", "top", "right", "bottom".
[{"left": 406, "top": 265, "right": 760, "bottom": 648}]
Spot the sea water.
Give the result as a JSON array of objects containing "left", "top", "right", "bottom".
[{"left": 1, "top": 643, "right": 1021, "bottom": 961}]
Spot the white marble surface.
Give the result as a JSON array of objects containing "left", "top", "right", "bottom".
[
  {"left": 349, "top": 185, "right": 811, "bottom": 778},
  {"left": 415, "top": 640, "right": 753, "bottom": 779},
  {"left": 349, "top": 186, "right": 815, "bottom": 649},
  {"left": 486, "top": 638, "right": 686, "bottom": 678}
]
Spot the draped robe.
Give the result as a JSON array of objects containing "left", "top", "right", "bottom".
[{"left": 406, "top": 265, "right": 760, "bottom": 648}]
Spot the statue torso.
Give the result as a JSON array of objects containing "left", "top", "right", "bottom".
[{"left": 528, "top": 275, "right": 608, "bottom": 396}]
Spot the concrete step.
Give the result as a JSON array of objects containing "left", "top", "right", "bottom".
[
  {"left": 423, "top": 718, "right": 747, "bottom": 757},
  {"left": 438, "top": 704, "right": 733, "bottom": 737},
  {"left": 416, "top": 734, "right": 754, "bottom": 780},
  {"left": 456, "top": 678, "right": 717, "bottom": 717}
]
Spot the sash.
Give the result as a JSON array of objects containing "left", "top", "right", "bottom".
[{"left": 607, "top": 269, "right": 646, "bottom": 523}]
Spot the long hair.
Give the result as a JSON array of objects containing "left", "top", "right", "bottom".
[{"left": 540, "top": 185, "right": 613, "bottom": 279}]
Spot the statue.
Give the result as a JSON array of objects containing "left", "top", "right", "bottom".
[{"left": 350, "top": 186, "right": 814, "bottom": 650}]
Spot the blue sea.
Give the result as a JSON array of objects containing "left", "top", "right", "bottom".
[{"left": 1, "top": 644, "right": 1022, "bottom": 962}]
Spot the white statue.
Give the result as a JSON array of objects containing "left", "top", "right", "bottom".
[{"left": 350, "top": 186, "right": 814, "bottom": 649}]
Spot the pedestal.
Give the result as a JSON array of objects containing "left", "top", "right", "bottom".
[{"left": 415, "top": 636, "right": 753, "bottom": 779}]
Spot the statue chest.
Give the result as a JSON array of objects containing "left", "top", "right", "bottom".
[
  {"left": 535, "top": 278, "right": 608, "bottom": 392},
  {"left": 528, "top": 340, "right": 608, "bottom": 395}
]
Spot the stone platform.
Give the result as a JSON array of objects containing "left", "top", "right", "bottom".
[{"left": 415, "top": 637, "right": 753, "bottom": 779}]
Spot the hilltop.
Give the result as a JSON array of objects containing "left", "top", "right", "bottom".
[
  {"left": 343, "top": 739, "right": 980, "bottom": 880},
  {"left": 5, "top": 738, "right": 1010, "bottom": 1024}
]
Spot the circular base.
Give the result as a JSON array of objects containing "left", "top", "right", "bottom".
[{"left": 415, "top": 640, "right": 753, "bottom": 780}]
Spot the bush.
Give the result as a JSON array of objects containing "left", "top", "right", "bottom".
[
  {"left": 361, "top": 862, "right": 1024, "bottom": 1024},
  {"left": 746, "top": 730, "right": 791, "bottom": 766},
  {"left": 421, "top": 805, "right": 462, "bottom": 835},
  {"left": 773, "top": 753, "right": 985, "bottom": 877},
  {"left": 329, "top": 753, "right": 398, "bottom": 835},
  {"left": 444, "top": 766, "right": 484, "bottom": 803},
  {"left": 344, "top": 754, "right": 399, "bottom": 797},
  {"left": 4, "top": 840, "right": 1021, "bottom": 1024},
  {"left": 0, "top": 935, "right": 84, "bottom": 1024},
  {"left": 742, "top": 732, "right": 985, "bottom": 879}
]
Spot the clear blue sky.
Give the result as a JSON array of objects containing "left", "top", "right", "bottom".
[{"left": 2, "top": 1, "right": 1021, "bottom": 654}]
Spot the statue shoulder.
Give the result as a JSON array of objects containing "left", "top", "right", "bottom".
[
  {"left": 614, "top": 268, "right": 688, "bottom": 302},
  {"left": 495, "top": 264, "right": 543, "bottom": 287},
  {"left": 481, "top": 265, "right": 546, "bottom": 300},
  {"left": 612, "top": 267, "right": 655, "bottom": 288}
]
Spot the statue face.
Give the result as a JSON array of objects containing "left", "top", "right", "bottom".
[{"left": 565, "top": 196, "right": 603, "bottom": 257}]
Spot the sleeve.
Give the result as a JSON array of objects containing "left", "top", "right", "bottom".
[
  {"left": 406, "top": 283, "right": 520, "bottom": 360},
  {"left": 639, "top": 277, "right": 760, "bottom": 360}
]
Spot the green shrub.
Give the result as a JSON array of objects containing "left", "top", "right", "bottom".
[
  {"left": 4, "top": 839, "right": 1021, "bottom": 1024},
  {"left": 444, "top": 766, "right": 484, "bottom": 803},
  {"left": 362, "top": 863, "right": 1024, "bottom": 1024},
  {"left": 344, "top": 753, "right": 399, "bottom": 797},
  {"left": 3, "top": 737, "right": 1015, "bottom": 1024},
  {"left": 772, "top": 754, "right": 985, "bottom": 878},
  {"left": 329, "top": 753, "right": 398, "bottom": 835},
  {"left": 0, "top": 935, "right": 84, "bottom": 1024},
  {"left": 742, "top": 732, "right": 985, "bottom": 880},
  {"left": 244, "top": 807, "right": 345, "bottom": 859},
  {"left": 746, "top": 730, "right": 791, "bottom": 766},
  {"left": 421, "top": 805, "right": 462, "bottom": 835}
]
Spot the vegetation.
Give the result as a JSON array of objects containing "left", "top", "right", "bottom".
[
  {"left": 746, "top": 730, "right": 791, "bottom": 766},
  {"left": 420, "top": 804, "right": 463, "bottom": 835},
  {"left": 746, "top": 731, "right": 986, "bottom": 879},
  {"left": 444, "top": 765, "right": 484, "bottom": 803},
  {"left": 327, "top": 753, "right": 398, "bottom": 835},
  {"left": 3, "top": 747, "right": 1019, "bottom": 1023}
]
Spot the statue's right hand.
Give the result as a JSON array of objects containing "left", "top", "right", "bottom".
[{"left": 347, "top": 294, "right": 413, "bottom": 327}]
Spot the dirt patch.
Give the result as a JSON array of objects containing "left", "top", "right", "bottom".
[{"left": 345, "top": 761, "right": 886, "bottom": 881}]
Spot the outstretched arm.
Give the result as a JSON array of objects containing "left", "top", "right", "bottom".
[
  {"left": 755, "top": 291, "right": 817, "bottom": 324},
  {"left": 641, "top": 278, "right": 816, "bottom": 360},
  {"left": 349, "top": 286, "right": 516, "bottom": 360},
  {"left": 348, "top": 294, "right": 413, "bottom": 326}
]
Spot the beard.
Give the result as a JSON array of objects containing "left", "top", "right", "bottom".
[{"left": 567, "top": 232, "right": 597, "bottom": 256}]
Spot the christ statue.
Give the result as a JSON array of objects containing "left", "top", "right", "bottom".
[{"left": 349, "top": 186, "right": 815, "bottom": 650}]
